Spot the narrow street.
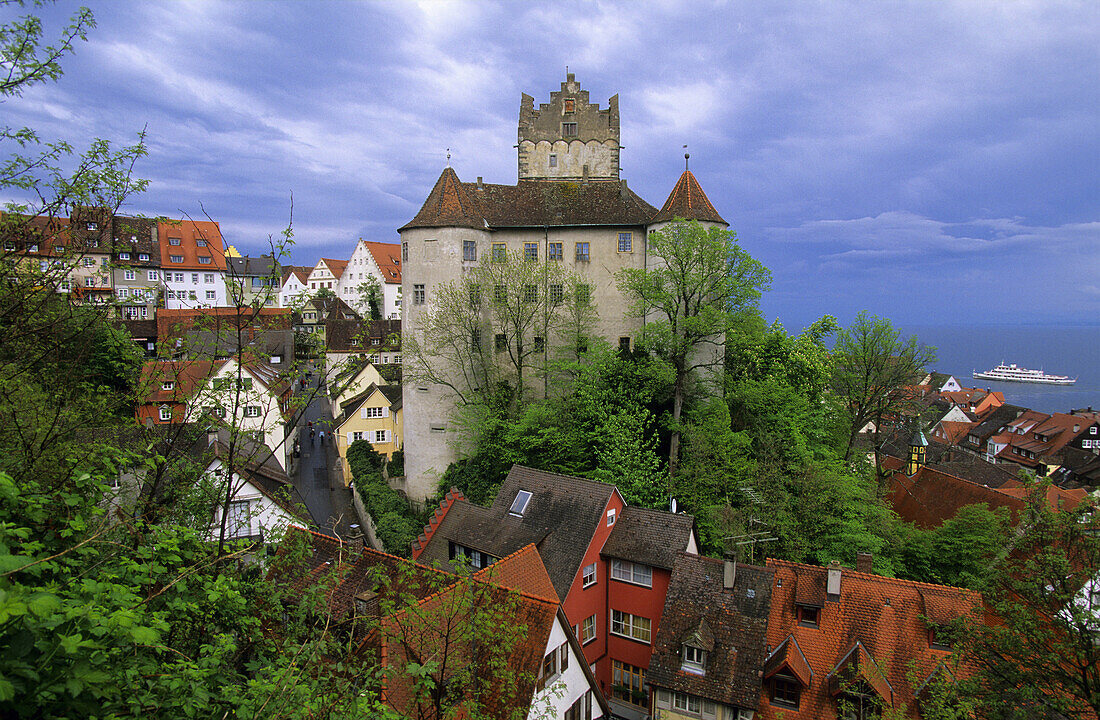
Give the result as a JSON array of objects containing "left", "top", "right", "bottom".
[{"left": 292, "top": 365, "right": 357, "bottom": 539}]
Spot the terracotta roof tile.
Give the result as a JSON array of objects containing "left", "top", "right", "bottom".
[
  {"left": 363, "top": 241, "right": 402, "bottom": 284},
  {"left": 651, "top": 170, "right": 727, "bottom": 225},
  {"left": 320, "top": 257, "right": 348, "bottom": 279},
  {"left": 471, "top": 543, "right": 559, "bottom": 603}
]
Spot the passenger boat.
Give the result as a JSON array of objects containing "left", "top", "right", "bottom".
[{"left": 973, "top": 363, "right": 1076, "bottom": 385}]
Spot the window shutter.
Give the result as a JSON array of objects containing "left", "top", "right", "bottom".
[
  {"left": 559, "top": 643, "right": 568, "bottom": 672},
  {"left": 361, "top": 407, "right": 367, "bottom": 419},
  {"left": 656, "top": 690, "right": 670, "bottom": 709},
  {"left": 348, "top": 432, "right": 354, "bottom": 443},
  {"left": 382, "top": 406, "right": 389, "bottom": 417},
  {"left": 702, "top": 700, "right": 717, "bottom": 719}
]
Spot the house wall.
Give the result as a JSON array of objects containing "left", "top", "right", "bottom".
[
  {"left": 205, "top": 361, "right": 294, "bottom": 471},
  {"left": 605, "top": 565, "right": 671, "bottom": 715},
  {"left": 205, "top": 459, "right": 300, "bottom": 542},
  {"left": 527, "top": 615, "right": 600, "bottom": 720},
  {"left": 164, "top": 269, "right": 228, "bottom": 308},
  {"left": 279, "top": 277, "right": 308, "bottom": 307},
  {"left": 329, "top": 361, "right": 386, "bottom": 414},
  {"left": 307, "top": 260, "right": 338, "bottom": 291},
  {"left": 335, "top": 389, "right": 402, "bottom": 482}
]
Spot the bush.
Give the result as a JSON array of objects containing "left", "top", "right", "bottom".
[
  {"left": 373, "top": 511, "right": 420, "bottom": 557},
  {"left": 347, "top": 440, "right": 384, "bottom": 483},
  {"left": 388, "top": 450, "right": 404, "bottom": 477}
]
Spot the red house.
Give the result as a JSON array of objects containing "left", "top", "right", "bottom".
[{"left": 412, "top": 465, "right": 697, "bottom": 718}]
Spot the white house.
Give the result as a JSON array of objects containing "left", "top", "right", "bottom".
[
  {"left": 199, "top": 358, "right": 297, "bottom": 471},
  {"left": 307, "top": 257, "right": 347, "bottom": 293},
  {"left": 339, "top": 239, "right": 403, "bottom": 319},
  {"left": 279, "top": 267, "right": 312, "bottom": 307}
]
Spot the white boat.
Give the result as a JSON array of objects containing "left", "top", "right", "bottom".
[{"left": 973, "top": 362, "right": 1076, "bottom": 386}]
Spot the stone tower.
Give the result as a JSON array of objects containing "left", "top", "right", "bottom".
[{"left": 517, "top": 73, "right": 620, "bottom": 181}]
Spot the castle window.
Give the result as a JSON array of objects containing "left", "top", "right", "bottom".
[
  {"left": 575, "top": 284, "right": 591, "bottom": 304},
  {"left": 619, "top": 336, "right": 631, "bottom": 353},
  {"left": 168, "top": 237, "right": 181, "bottom": 246},
  {"left": 548, "top": 242, "right": 563, "bottom": 261},
  {"left": 562, "top": 122, "right": 578, "bottom": 137},
  {"left": 462, "top": 239, "right": 477, "bottom": 261},
  {"left": 495, "top": 334, "right": 507, "bottom": 352},
  {"left": 523, "top": 284, "right": 537, "bottom": 302},
  {"left": 575, "top": 242, "right": 589, "bottom": 262},
  {"left": 494, "top": 284, "right": 507, "bottom": 303},
  {"left": 549, "top": 284, "right": 563, "bottom": 303},
  {"left": 564, "top": 98, "right": 575, "bottom": 113},
  {"left": 491, "top": 242, "right": 507, "bottom": 262},
  {"left": 548, "top": 154, "right": 558, "bottom": 168},
  {"left": 524, "top": 242, "right": 538, "bottom": 261},
  {"left": 402, "top": 242, "right": 408, "bottom": 262},
  {"left": 534, "top": 336, "right": 545, "bottom": 352},
  {"left": 413, "top": 284, "right": 425, "bottom": 305},
  {"left": 618, "top": 232, "right": 633, "bottom": 253}
]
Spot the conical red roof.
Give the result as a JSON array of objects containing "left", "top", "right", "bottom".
[
  {"left": 399, "top": 167, "right": 485, "bottom": 231},
  {"left": 652, "top": 170, "right": 727, "bottom": 225}
]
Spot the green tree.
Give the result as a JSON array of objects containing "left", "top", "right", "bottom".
[
  {"left": 355, "top": 277, "right": 383, "bottom": 320},
  {"left": 617, "top": 219, "right": 770, "bottom": 477},
  {"left": 830, "top": 311, "right": 935, "bottom": 465},
  {"left": 959, "top": 496, "right": 1100, "bottom": 719}
]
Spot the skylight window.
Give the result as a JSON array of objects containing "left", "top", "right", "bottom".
[{"left": 509, "top": 490, "right": 532, "bottom": 516}]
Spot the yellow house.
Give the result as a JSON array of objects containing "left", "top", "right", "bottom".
[
  {"left": 328, "top": 358, "right": 385, "bottom": 416},
  {"left": 334, "top": 383, "right": 402, "bottom": 484}
]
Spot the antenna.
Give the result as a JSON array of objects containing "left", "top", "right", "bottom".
[
  {"left": 446, "top": 148, "right": 451, "bottom": 167},
  {"left": 683, "top": 144, "right": 689, "bottom": 170}
]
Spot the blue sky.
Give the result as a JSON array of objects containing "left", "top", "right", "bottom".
[{"left": 5, "top": 0, "right": 1098, "bottom": 330}]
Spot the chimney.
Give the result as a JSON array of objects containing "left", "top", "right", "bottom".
[
  {"left": 347, "top": 524, "right": 365, "bottom": 553},
  {"left": 476, "top": 176, "right": 483, "bottom": 190},
  {"left": 856, "top": 552, "right": 873, "bottom": 573},
  {"left": 826, "top": 560, "right": 842, "bottom": 599},
  {"left": 723, "top": 552, "right": 737, "bottom": 591},
  {"left": 620, "top": 178, "right": 628, "bottom": 198}
]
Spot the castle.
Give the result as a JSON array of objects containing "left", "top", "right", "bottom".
[{"left": 399, "top": 73, "right": 728, "bottom": 500}]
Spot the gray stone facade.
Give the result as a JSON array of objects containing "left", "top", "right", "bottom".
[{"left": 518, "top": 73, "right": 620, "bottom": 181}]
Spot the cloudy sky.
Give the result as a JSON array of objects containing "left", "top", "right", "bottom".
[{"left": 6, "top": 0, "right": 1098, "bottom": 330}]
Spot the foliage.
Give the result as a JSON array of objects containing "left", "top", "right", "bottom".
[
  {"left": 617, "top": 219, "right": 771, "bottom": 475},
  {"left": 958, "top": 496, "right": 1100, "bottom": 719},
  {"left": 355, "top": 277, "right": 382, "bottom": 321},
  {"left": 348, "top": 440, "right": 420, "bottom": 556},
  {"left": 830, "top": 311, "right": 936, "bottom": 463}
]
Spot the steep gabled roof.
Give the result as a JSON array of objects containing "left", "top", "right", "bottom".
[
  {"left": 472, "top": 543, "right": 559, "bottom": 603},
  {"left": 599, "top": 505, "right": 696, "bottom": 570},
  {"left": 320, "top": 257, "right": 348, "bottom": 280},
  {"left": 417, "top": 465, "right": 618, "bottom": 599},
  {"left": 363, "top": 241, "right": 402, "bottom": 284},
  {"left": 651, "top": 169, "right": 727, "bottom": 225},
  {"left": 648, "top": 554, "right": 773, "bottom": 709}
]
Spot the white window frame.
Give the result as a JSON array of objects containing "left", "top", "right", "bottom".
[
  {"left": 159, "top": 406, "right": 172, "bottom": 421},
  {"left": 582, "top": 562, "right": 597, "bottom": 588},
  {"left": 581, "top": 614, "right": 596, "bottom": 644},
  {"left": 610, "top": 609, "right": 651, "bottom": 643},
  {"left": 124, "top": 269, "right": 136, "bottom": 280},
  {"left": 607, "top": 508, "right": 616, "bottom": 526},
  {"left": 243, "top": 406, "right": 260, "bottom": 418},
  {"left": 611, "top": 559, "right": 653, "bottom": 587},
  {"left": 373, "top": 429, "right": 388, "bottom": 443}
]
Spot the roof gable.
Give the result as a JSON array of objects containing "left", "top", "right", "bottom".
[
  {"left": 400, "top": 167, "right": 486, "bottom": 230},
  {"left": 362, "top": 241, "right": 402, "bottom": 284}
]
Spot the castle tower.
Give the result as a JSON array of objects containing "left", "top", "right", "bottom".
[{"left": 517, "top": 73, "right": 620, "bottom": 181}]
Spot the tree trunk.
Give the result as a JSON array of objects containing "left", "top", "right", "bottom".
[{"left": 668, "top": 373, "right": 685, "bottom": 481}]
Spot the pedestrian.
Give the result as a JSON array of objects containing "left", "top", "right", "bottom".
[
  {"left": 308, "top": 421, "right": 313, "bottom": 430},
  {"left": 310, "top": 428, "right": 315, "bottom": 445},
  {"left": 318, "top": 430, "right": 325, "bottom": 445}
]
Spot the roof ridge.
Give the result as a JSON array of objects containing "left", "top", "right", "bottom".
[
  {"left": 509, "top": 464, "right": 615, "bottom": 491},
  {"left": 470, "top": 543, "right": 560, "bottom": 605},
  {"left": 767, "top": 558, "right": 981, "bottom": 595}
]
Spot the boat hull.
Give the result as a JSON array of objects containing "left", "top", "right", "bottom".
[{"left": 973, "top": 371, "right": 1076, "bottom": 386}]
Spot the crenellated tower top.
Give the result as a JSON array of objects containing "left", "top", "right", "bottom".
[{"left": 517, "top": 73, "right": 620, "bottom": 181}]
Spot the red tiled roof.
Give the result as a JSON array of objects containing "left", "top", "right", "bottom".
[
  {"left": 320, "top": 257, "right": 347, "bottom": 279},
  {"left": 401, "top": 167, "right": 485, "bottom": 230},
  {"left": 363, "top": 241, "right": 402, "bottom": 284},
  {"left": 889, "top": 465, "right": 1028, "bottom": 528},
  {"left": 759, "top": 559, "right": 981, "bottom": 720},
  {"left": 282, "top": 266, "right": 311, "bottom": 286},
  {"left": 931, "top": 420, "right": 974, "bottom": 446},
  {"left": 158, "top": 219, "right": 226, "bottom": 271},
  {"left": 139, "top": 359, "right": 221, "bottom": 405},
  {"left": 651, "top": 170, "right": 727, "bottom": 225},
  {"left": 471, "top": 543, "right": 559, "bottom": 603}
]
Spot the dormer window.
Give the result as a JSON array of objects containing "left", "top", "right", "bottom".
[
  {"left": 86, "top": 222, "right": 98, "bottom": 231},
  {"left": 161, "top": 381, "right": 175, "bottom": 391},
  {"left": 798, "top": 604, "right": 820, "bottom": 627},
  {"left": 681, "top": 645, "right": 707, "bottom": 675},
  {"left": 509, "top": 489, "right": 532, "bottom": 516}
]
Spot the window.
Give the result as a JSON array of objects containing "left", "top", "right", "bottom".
[
  {"left": 611, "top": 559, "right": 652, "bottom": 587},
  {"left": 168, "top": 237, "right": 181, "bottom": 246},
  {"left": 28, "top": 243, "right": 38, "bottom": 252},
  {"left": 509, "top": 490, "right": 532, "bottom": 516},
  {"left": 611, "top": 610, "right": 651, "bottom": 643},
  {"left": 619, "top": 336, "right": 631, "bottom": 353},
  {"left": 161, "top": 381, "right": 174, "bottom": 391},
  {"left": 197, "top": 255, "right": 211, "bottom": 264},
  {"left": 575, "top": 283, "right": 591, "bottom": 305},
  {"left": 607, "top": 508, "right": 616, "bottom": 526},
  {"left": 770, "top": 674, "right": 801, "bottom": 709},
  {"left": 448, "top": 541, "right": 494, "bottom": 569},
  {"left": 170, "top": 255, "right": 183, "bottom": 263},
  {"left": 547, "top": 242, "right": 563, "bottom": 261},
  {"left": 928, "top": 626, "right": 951, "bottom": 652},
  {"left": 204, "top": 273, "right": 214, "bottom": 283},
  {"left": 124, "top": 269, "right": 135, "bottom": 280},
  {"left": 537, "top": 642, "right": 569, "bottom": 691},
  {"left": 402, "top": 241, "right": 408, "bottom": 262},
  {"left": 533, "top": 336, "right": 545, "bottom": 352},
  {"left": 564, "top": 98, "right": 575, "bottom": 113},
  {"left": 244, "top": 406, "right": 260, "bottom": 418},
  {"left": 682, "top": 645, "right": 707, "bottom": 674},
  {"left": 364, "top": 406, "right": 384, "bottom": 418},
  {"left": 575, "top": 242, "right": 589, "bottom": 261},
  {"left": 174, "top": 272, "right": 184, "bottom": 282},
  {"left": 86, "top": 222, "right": 98, "bottom": 231},
  {"left": 351, "top": 431, "right": 365, "bottom": 442},
  {"left": 119, "top": 252, "right": 131, "bottom": 260},
  {"left": 226, "top": 500, "right": 250, "bottom": 538},
  {"left": 582, "top": 562, "right": 597, "bottom": 587},
  {"left": 618, "top": 232, "right": 633, "bottom": 252},
  {"left": 374, "top": 430, "right": 388, "bottom": 443},
  {"left": 196, "top": 239, "right": 207, "bottom": 247},
  {"left": 413, "top": 284, "right": 425, "bottom": 305},
  {"left": 839, "top": 690, "right": 880, "bottom": 720},
  {"left": 84, "top": 276, "right": 96, "bottom": 287},
  {"left": 462, "top": 239, "right": 477, "bottom": 261},
  {"left": 491, "top": 242, "right": 507, "bottom": 262},
  {"left": 548, "top": 154, "right": 558, "bottom": 168},
  {"left": 581, "top": 614, "right": 596, "bottom": 643},
  {"left": 54, "top": 245, "right": 64, "bottom": 254},
  {"left": 798, "top": 605, "right": 819, "bottom": 627},
  {"left": 206, "top": 290, "right": 216, "bottom": 299},
  {"left": 430, "top": 425, "right": 445, "bottom": 433},
  {"left": 563, "top": 692, "right": 592, "bottom": 720},
  {"left": 523, "top": 284, "right": 537, "bottom": 302},
  {"left": 166, "top": 290, "right": 175, "bottom": 299},
  {"left": 139, "top": 253, "right": 149, "bottom": 261},
  {"left": 673, "top": 693, "right": 701, "bottom": 714},
  {"left": 562, "top": 122, "right": 578, "bottom": 137},
  {"left": 83, "top": 257, "right": 95, "bottom": 267},
  {"left": 612, "top": 660, "right": 646, "bottom": 706},
  {"left": 524, "top": 242, "right": 537, "bottom": 261},
  {"left": 191, "top": 273, "right": 200, "bottom": 284},
  {"left": 159, "top": 406, "right": 172, "bottom": 421},
  {"left": 495, "top": 333, "right": 507, "bottom": 352}
]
